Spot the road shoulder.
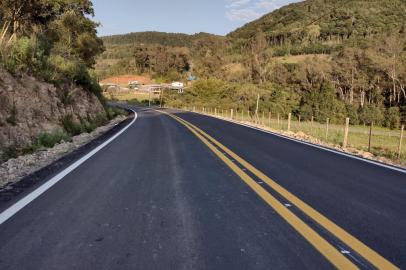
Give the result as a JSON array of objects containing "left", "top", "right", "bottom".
[{"left": 0, "top": 112, "right": 135, "bottom": 211}]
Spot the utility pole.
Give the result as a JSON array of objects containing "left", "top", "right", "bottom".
[
  {"left": 148, "top": 88, "right": 151, "bottom": 107},
  {"left": 159, "top": 87, "right": 164, "bottom": 108}
]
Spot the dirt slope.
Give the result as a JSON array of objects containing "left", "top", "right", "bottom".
[{"left": 0, "top": 68, "right": 106, "bottom": 161}]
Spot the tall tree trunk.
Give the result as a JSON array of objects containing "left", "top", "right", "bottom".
[{"left": 350, "top": 68, "right": 354, "bottom": 104}]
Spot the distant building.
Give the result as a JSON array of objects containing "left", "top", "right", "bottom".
[
  {"left": 128, "top": 81, "right": 140, "bottom": 90},
  {"left": 171, "top": 82, "right": 184, "bottom": 88},
  {"left": 100, "top": 75, "right": 152, "bottom": 86}
]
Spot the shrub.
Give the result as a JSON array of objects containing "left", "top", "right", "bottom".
[
  {"left": 359, "top": 105, "right": 384, "bottom": 125},
  {"left": 106, "top": 107, "right": 127, "bottom": 120},
  {"left": 299, "top": 83, "right": 346, "bottom": 123},
  {"left": 346, "top": 104, "right": 360, "bottom": 125},
  {"left": 1, "top": 145, "right": 18, "bottom": 161},
  {"left": 6, "top": 103, "right": 17, "bottom": 126},
  {"left": 35, "top": 131, "right": 70, "bottom": 148},
  {"left": 62, "top": 115, "right": 84, "bottom": 136},
  {"left": 384, "top": 107, "right": 400, "bottom": 129},
  {"left": 91, "top": 114, "right": 108, "bottom": 127},
  {"left": 2, "top": 36, "right": 45, "bottom": 73}
]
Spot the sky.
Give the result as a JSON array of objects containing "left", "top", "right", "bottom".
[{"left": 92, "top": 0, "right": 302, "bottom": 36}]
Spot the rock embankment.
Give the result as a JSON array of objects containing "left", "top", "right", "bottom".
[
  {"left": 0, "top": 115, "right": 127, "bottom": 188},
  {"left": 0, "top": 68, "right": 106, "bottom": 160}
]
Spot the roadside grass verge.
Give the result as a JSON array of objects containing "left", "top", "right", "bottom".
[
  {"left": 183, "top": 107, "right": 406, "bottom": 166},
  {"left": 104, "top": 91, "right": 159, "bottom": 102}
]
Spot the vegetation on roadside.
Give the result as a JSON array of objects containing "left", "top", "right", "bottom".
[
  {"left": 1, "top": 107, "right": 128, "bottom": 161},
  {"left": 0, "top": 1, "right": 131, "bottom": 163},
  {"left": 0, "top": 0, "right": 105, "bottom": 100},
  {"left": 187, "top": 107, "right": 405, "bottom": 163}
]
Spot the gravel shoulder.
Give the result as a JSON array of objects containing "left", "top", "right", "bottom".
[{"left": 0, "top": 115, "right": 128, "bottom": 190}]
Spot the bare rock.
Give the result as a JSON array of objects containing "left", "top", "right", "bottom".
[{"left": 0, "top": 68, "right": 106, "bottom": 159}]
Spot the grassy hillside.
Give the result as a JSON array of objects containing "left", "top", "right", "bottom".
[{"left": 229, "top": 0, "right": 406, "bottom": 52}]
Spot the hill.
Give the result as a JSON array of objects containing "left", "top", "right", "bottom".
[
  {"left": 101, "top": 31, "right": 223, "bottom": 47},
  {"left": 95, "top": 0, "right": 406, "bottom": 132},
  {"left": 228, "top": 0, "right": 406, "bottom": 55},
  {"left": 97, "top": 32, "right": 226, "bottom": 80}
]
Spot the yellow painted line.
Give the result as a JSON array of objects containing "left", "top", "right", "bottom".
[
  {"left": 167, "top": 111, "right": 399, "bottom": 270},
  {"left": 157, "top": 110, "right": 358, "bottom": 270}
]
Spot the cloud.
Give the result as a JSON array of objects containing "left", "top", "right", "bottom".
[
  {"left": 225, "top": 0, "right": 300, "bottom": 22},
  {"left": 226, "top": 8, "right": 260, "bottom": 22},
  {"left": 255, "top": 0, "right": 280, "bottom": 11},
  {"left": 226, "top": 0, "right": 251, "bottom": 8}
]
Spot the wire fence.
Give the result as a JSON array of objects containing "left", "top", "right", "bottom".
[{"left": 180, "top": 106, "right": 405, "bottom": 162}]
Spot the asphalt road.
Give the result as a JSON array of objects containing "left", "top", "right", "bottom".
[{"left": 0, "top": 107, "right": 404, "bottom": 270}]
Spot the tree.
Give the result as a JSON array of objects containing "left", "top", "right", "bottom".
[
  {"left": 248, "top": 28, "right": 271, "bottom": 84},
  {"left": 0, "top": 0, "right": 104, "bottom": 88},
  {"left": 359, "top": 105, "right": 384, "bottom": 125},
  {"left": 384, "top": 107, "right": 400, "bottom": 129},
  {"left": 299, "top": 82, "right": 346, "bottom": 123},
  {"left": 371, "top": 34, "right": 405, "bottom": 105},
  {"left": 0, "top": 0, "right": 95, "bottom": 40}
]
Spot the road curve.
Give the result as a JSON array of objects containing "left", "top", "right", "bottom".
[{"left": 0, "top": 107, "right": 404, "bottom": 269}]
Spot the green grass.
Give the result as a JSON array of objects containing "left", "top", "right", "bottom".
[
  {"left": 190, "top": 107, "right": 406, "bottom": 163},
  {"left": 104, "top": 91, "right": 159, "bottom": 102},
  {"left": 36, "top": 131, "right": 71, "bottom": 148},
  {"left": 16, "top": 130, "right": 72, "bottom": 158}
]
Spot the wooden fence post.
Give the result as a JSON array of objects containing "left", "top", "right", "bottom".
[
  {"left": 343, "top": 118, "right": 350, "bottom": 148},
  {"left": 215, "top": 108, "right": 217, "bottom": 116},
  {"left": 231, "top": 109, "right": 234, "bottom": 119},
  {"left": 269, "top": 112, "right": 271, "bottom": 127},
  {"left": 368, "top": 122, "right": 373, "bottom": 152},
  {"left": 288, "top": 113, "right": 292, "bottom": 131},
  {"left": 255, "top": 94, "right": 260, "bottom": 124},
  {"left": 298, "top": 115, "right": 301, "bottom": 128},
  {"left": 325, "top": 118, "right": 330, "bottom": 140},
  {"left": 277, "top": 113, "right": 280, "bottom": 128},
  {"left": 398, "top": 125, "right": 404, "bottom": 158},
  {"left": 262, "top": 111, "right": 265, "bottom": 125},
  {"left": 311, "top": 116, "right": 314, "bottom": 127}
]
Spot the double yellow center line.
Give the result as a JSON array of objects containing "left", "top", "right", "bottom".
[{"left": 158, "top": 110, "right": 399, "bottom": 270}]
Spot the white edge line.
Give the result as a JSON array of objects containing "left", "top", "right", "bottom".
[
  {"left": 0, "top": 110, "right": 138, "bottom": 225},
  {"left": 183, "top": 110, "right": 406, "bottom": 174}
]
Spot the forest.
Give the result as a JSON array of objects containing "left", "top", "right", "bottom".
[{"left": 98, "top": 0, "right": 406, "bottom": 128}]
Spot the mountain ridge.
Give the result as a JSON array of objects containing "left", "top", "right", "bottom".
[{"left": 101, "top": 31, "right": 224, "bottom": 47}]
